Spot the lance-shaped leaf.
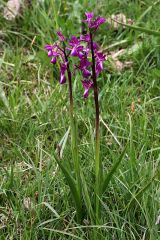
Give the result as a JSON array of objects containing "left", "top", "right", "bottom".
[
  {"left": 53, "top": 153, "right": 82, "bottom": 223},
  {"left": 102, "top": 145, "right": 127, "bottom": 194},
  {"left": 80, "top": 172, "right": 94, "bottom": 222}
]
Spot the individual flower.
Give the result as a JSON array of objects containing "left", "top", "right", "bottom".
[
  {"left": 45, "top": 44, "right": 56, "bottom": 57},
  {"left": 95, "top": 52, "right": 106, "bottom": 76},
  {"left": 83, "top": 12, "right": 94, "bottom": 27},
  {"left": 60, "top": 62, "right": 67, "bottom": 84},
  {"left": 78, "top": 57, "right": 91, "bottom": 78},
  {"left": 79, "top": 58, "right": 91, "bottom": 69},
  {"left": 57, "top": 31, "right": 65, "bottom": 41},
  {"left": 69, "top": 36, "right": 80, "bottom": 46},
  {"left": 45, "top": 43, "right": 63, "bottom": 64},
  {"left": 80, "top": 34, "right": 90, "bottom": 42},
  {"left": 68, "top": 36, "right": 84, "bottom": 58},
  {"left": 83, "top": 12, "right": 106, "bottom": 30},
  {"left": 82, "top": 79, "right": 93, "bottom": 98},
  {"left": 90, "top": 16, "right": 106, "bottom": 30}
]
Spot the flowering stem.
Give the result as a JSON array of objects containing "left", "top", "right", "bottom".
[
  {"left": 64, "top": 49, "right": 82, "bottom": 223},
  {"left": 89, "top": 31, "right": 102, "bottom": 223}
]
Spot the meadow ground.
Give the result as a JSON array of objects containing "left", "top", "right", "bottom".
[{"left": 0, "top": 0, "right": 160, "bottom": 239}]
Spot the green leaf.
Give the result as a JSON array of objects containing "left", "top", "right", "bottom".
[
  {"left": 80, "top": 172, "right": 94, "bottom": 222},
  {"left": 53, "top": 153, "right": 82, "bottom": 223},
  {"left": 102, "top": 145, "right": 127, "bottom": 194}
]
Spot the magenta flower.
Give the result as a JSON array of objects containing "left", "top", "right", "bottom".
[
  {"left": 69, "top": 36, "right": 80, "bottom": 46},
  {"left": 95, "top": 52, "right": 106, "bottom": 76},
  {"left": 57, "top": 31, "right": 65, "bottom": 42},
  {"left": 78, "top": 57, "right": 91, "bottom": 78},
  {"left": 60, "top": 62, "right": 67, "bottom": 84},
  {"left": 83, "top": 12, "right": 94, "bottom": 27},
  {"left": 91, "top": 16, "right": 106, "bottom": 30},
  {"left": 68, "top": 36, "right": 84, "bottom": 58},
  {"left": 45, "top": 44, "right": 63, "bottom": 64},
  {"left": 82, "top": 80, "right": 93, "bottom": 98},
  {"left": 51, "top": 56, "right": 57, "bottom": 64},
  {"left": 79, "top": 58, "right": 91, "bottom": 69},
  {"left": 80, "top": 34, "right": 90, "bottom": 42},
  {"left": 83, "top": 12, "right": 106, "bottom": 31}
]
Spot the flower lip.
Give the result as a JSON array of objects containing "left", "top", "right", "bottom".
[
  {"left": 48, "top": 50, "right": 53, "bottom": 57},
  {"left": 60, "top": 74, "right": 66, "bottom": 84},
  {"left": 70, "top": 45, "right": 84, "bottom": 57},
  {"left": 82, "top": 69, "right": 91, "bottom": 78},
  {"left": 51, "top": 56, "right": 57, "bottom": 64},
  {"left": 82, "top": 79, "right": 93, "bottom": 98},
  {"left": 59, "top": 62, "right": 68, "bottom": 84}
]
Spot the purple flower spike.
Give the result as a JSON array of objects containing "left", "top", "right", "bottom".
[
  {"left": 57, "top": 31, "right": 65, "bottom": 42},
  {"left": 82, "top": 79, "right": 93, "bottom": 98}
]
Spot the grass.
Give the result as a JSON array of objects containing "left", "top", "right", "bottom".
[{"left": 0, "top": 0, "right": 160, "bottom": 239}]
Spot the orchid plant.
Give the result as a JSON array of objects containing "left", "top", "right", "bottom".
[{"left": 45, "top": 12, "right": 116, "bottom": 227}]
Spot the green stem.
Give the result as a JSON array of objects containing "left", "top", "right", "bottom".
[
  {"left": 64, "top": 49, "right": 82, "bottom": 222},
  {"left": 89, "top": 31, "right": 102, "bottom": 224}
]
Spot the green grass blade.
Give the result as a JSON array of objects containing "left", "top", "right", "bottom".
[
  {"left": 102, "top": 145, "right": 127, "bottom": 194},
  {"left": 136, "top": 0, "right": 160, "bottom": 24},
  {"left": 110, "top": 19, "right": 160, "bottom": 37},
  {"left": 126, "top": 173, "right": 158, "bottom": 211}
]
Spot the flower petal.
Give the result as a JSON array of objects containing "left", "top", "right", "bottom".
[
  {"left": 82, "top": 79, "right": 93, "bottom": 98},
  {"left": 51, "top": 56, "right": 57, "bottom": 64},
  {"left": 82, "top": 68, "right": 91, "bottom": 78},
  {"left": 60, "top": 74, "right": 66, "bottom": 84}
]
